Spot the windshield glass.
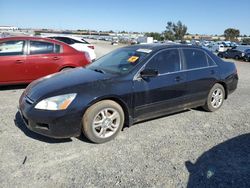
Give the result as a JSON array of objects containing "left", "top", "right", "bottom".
[{"left": 87, "top": 48, "right": 150, "bottom": 74}]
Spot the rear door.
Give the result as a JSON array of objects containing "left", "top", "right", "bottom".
[
  {"left": 0, "top": 40, "right": 27, "bottom": 83},
  {"left": 133, "top": 49, "right": 188, "bottom": 121},
  {"left": 228, "top": 50, "right": 237, "bottom": 58},
  {"left": 181, "top": 48, "right": 219, "bottom": 105},
  {"left": 26, "top": 40, "right": 63, "bottom": 80}
]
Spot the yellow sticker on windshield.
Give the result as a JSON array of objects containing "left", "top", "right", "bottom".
[{"left": 128, "top": 56, "right": 139, "bottom": 63}]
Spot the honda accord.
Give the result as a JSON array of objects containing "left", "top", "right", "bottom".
[{"left": 19, "top": 44, "right": 238, "bottom": 143}]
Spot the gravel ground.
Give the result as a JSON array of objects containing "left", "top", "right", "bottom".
[{"left": 0, "top": 41, "right": 249, "bottom": 188}]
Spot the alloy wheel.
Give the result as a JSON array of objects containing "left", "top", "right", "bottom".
[{"left": 92, "top": 108, "right": 121, "bottom": 138}]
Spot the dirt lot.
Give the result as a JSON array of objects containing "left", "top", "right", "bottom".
[{"left": 0, "top": 41, "right": 249, "bottom": 188}]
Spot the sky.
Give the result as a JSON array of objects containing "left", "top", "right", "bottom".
[{"left": 1, "top": 0, "right": 250, "bottom": 35}]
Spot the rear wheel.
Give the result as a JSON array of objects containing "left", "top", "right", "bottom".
[
  {"left": 202, "top": 83, "right": 225, "bottom": 112},
  {"left": 82, "top": 100, "right": 124, "bottom": 143}
]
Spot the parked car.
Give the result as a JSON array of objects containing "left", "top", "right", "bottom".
[
  {"left": 111, "top": 40, "right": 118, "bottom": 45},
  {"left": 130, "top": 39, "right": 138, "bottom": 45},
  {"left": 0, "top": 37, "right": 91, "bottom": 85},
  {"left": 48, "top": 36, "right": 96, "bottom": 61},
  {"left": 19, "top": 44, "right": 238, "bottom": 143},
  {"left": 217, "top": 49, "right": 244, "bottom": 60},
  {"left": 212, "top": 43, "right": 228, "bottom": 53},
  {"left": 243, "top": 49, "right": 250, "bottom": 62}
]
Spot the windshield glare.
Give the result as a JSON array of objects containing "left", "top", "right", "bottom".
[{"left": 87, "top": 48, "right": 149, "bottom": 74}]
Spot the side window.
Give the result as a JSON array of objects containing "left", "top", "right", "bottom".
[
  {"left": 55, "top": 44, "right": 62, "bottom": 53},
  {"left": 206, "top": 54, "right": 216, "bottom": 66},
  {"left": 0, "top": 40, "right": 25, "bottom": 56},
  {"left": 182, "top": 49, "right": 208, "bottom": 69},
  {"left": 158, "top": 49, "right": 180, "bottom": 74},
  {"left": 30, "top": 41, "right": 54, "bottom": 55},
  {"left": 146, "top": 49, "right": 180, "bottom": 74}
]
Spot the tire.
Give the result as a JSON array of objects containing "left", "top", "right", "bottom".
[
  {"left": 234, "top": 55, "right": 240, "bottom": 60},
  {"left": 218, "top": 54, "right": 223, "bottom": 58},
  {"left": 202, "top": 83, "right": 225, "bottom": 112},
  {"left": 82, "top": 100, "right": 124, "bottom": 143}
]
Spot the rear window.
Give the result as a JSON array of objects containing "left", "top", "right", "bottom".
[
  {"left": 53, "top": 37, "right": 74, "bottom": 45},
  {"left": 182, "top": 49, "right": 208, "bottom": 69},
  {"left": 81, "top": 39, "right": 89, "bottom": 44}
]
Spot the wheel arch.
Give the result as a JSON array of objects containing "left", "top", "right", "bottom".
[
  {"left": 216, "top": 81, "right": 228, "bottom": 99},
  {"left": 85, "top": 95, "right": 132, "bottom": 128},
  {"left": 59, "top": 66, "right": 75, "bottom": 71}
]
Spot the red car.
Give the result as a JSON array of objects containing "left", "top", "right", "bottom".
[{"left": 0, "top": 37, "right": 91, "bottom": 85}]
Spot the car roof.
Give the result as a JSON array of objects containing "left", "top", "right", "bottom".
[
  {"left": 123, "top": 43, "right": 203, "bottom": 52},
  {"left": 48, "top": 35, "right": 86, "bottom": 42},
  {"left": 0, "top": 36, "right": 65, "bottom": 44}
]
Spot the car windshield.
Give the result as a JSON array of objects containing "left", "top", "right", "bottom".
[{"left": 87, "top": 48, "right": 150, "bottom": 74}]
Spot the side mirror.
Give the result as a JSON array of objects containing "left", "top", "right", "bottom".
[{"left": 140, "top": 69, "right": 158, "bottom": 78}]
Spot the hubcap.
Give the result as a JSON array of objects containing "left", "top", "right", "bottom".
[
  {"left": 211, "top": 88, "right": 223, "bottom": 108},
  {"left": 92, "top": 108, "right": 120, "bottom": 138}
]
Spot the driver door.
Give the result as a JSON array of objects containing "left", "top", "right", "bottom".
[{"left": 132, "top": 49, "right": 188, "bottom": 121}]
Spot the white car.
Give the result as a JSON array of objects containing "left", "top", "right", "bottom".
[
  {"left": 211, "top": 44, "right": 228, "bottom": 53},
  {"left": 48, "top": 36, "right": 96, "bottom": 61}
]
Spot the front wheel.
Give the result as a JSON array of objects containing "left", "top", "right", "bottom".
[
  {"left": 82, "top": 100, "right": 124, "bottom": 143},
  {"left": 218, "top": 54, "right": 223, "bottom": 58},
  {"left": 234, "top": 55, "right": 240, "bottom": 60},
  {"left": 202, "top": 84, "right": 225, "bottom": 112}
]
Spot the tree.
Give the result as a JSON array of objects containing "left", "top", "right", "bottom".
[
  {"left": 34, "top": 31, "right": 41, "bottom": 36},
  {"left": 163, "top": 22, "right": 175, "bottom": 41},
  {"left": 224, "top": 28, "right": 240, "bottom": 41},
  {"left": 163, "top": 21, "right": 187, "bottom": 41},
  {"left": 173, "top": 21, "right": 188, "bottom": 40},
  {"left": 145, "top": 32, "right": 163, "bottom": 41},
  {"left": 242, "top": 38, "right": 250, "bottom": 45}
]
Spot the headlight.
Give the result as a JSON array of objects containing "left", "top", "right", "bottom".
[{"left": 35, "top": 93, "right": 77, "bottom": 110}]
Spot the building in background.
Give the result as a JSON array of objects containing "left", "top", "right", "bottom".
[{"left": 0, "top": 26, "right": 19, "bottom": 31}]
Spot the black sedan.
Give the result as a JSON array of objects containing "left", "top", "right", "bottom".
[
  {"left": 217, "top": 49, "right": 244, "bottom": 60},
  {"left": 19, "top": 44, "right": 238, "bottom": 143},
  {"left": 243, "top": 49, "right": 250, "bottom": 62}
]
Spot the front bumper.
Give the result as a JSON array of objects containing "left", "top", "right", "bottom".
[{"left": 19, "top": 94, "right": 83, "bottom": 139}]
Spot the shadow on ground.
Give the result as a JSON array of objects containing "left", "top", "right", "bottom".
[
  {"left": 186, "top": 133, "right": 250, "bottom": 188},
  {"left": 0, "top": 84, "right": 28, "bottom": 91},
  {"left": 14, "top": 112, "right": 72, "bottom": 143}
]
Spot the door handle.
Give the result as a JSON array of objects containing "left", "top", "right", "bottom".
[
  {"left": 15, "top": 60, "right": 24, "bottom": 64},
  {"left": 53, "top": 57, "right": 60, "bottom": 60},
  {"left": 175, "top": 76, "right": 183, "bottom": 82}
]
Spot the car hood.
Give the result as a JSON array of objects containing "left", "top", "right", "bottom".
[{"left": 25, "top": 68, "right": 113, "bottom": 101}]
